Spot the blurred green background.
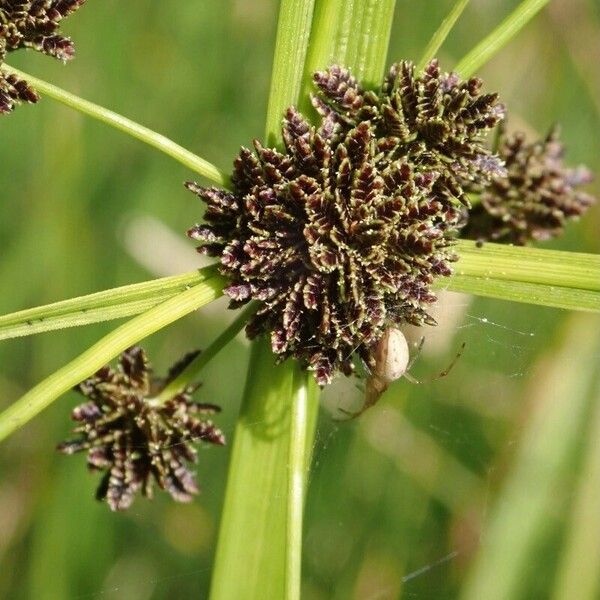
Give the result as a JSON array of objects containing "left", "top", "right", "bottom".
[{"left": 1, "top": 1, "right": 599, "bottom": 598}]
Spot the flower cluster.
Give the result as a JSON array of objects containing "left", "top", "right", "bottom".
[
  {"left": 463, "top": 126, "right": 596, "bottom": 244},
  {"left": 57, "top": 347, "right": 225, "bottom": 511},
  {"left": 0, "top": 0, "right": 85, "bottom": 113},
  {"left": 187, "top": 60, "right": 505, "bottom": 385},
  {"left": 312, "top": 60, "right": 507, "bottom": 204}
]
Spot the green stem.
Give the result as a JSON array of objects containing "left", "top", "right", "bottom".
[
  {"left": 301, "top": 0, "right": 396, "bottom": 112},
  {"left": 286, "top": 368, "right": 317, "bottom": 600},
  {"left": 455, "top": 0, "right": 550, "bottom": 77},
  {"left": 157, "top": 301, "right": 258, "bottom": 402},
  {"left": 442, "top": 275, "right": 600, "bottom": 313},
  {"left": 264, "top": 0, "right": 316, "bottom": 146},
  {"left": 0, "top": 266, "right": 221, "bottom": 341},
  {"left": 0, "top": 282, "right": 222, "bottom": 443},
  {"left": 417, "top": 0, "right": 471, "bottom": 71},
  {"left": 210, "top": 3, "right": 319, "bottom": 597},
  {"left": 210, "top": 341, "right": 317, "bottom": 600},
  {"left": 2, "top": 64, "right": 229, "bottom": 187}
]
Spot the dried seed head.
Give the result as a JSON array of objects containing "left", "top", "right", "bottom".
[
  {"left": 188, "top": 105, "right": 461, "bottom": 385},
  {"left": 57, "top": 347, "right": 225, "bottom": 511},
  {"left": 0, "top": 0, "right": 86, "bottom": 113},
  {"left": 312, "top": 60, "right": 507, "bottom": 206},
  {"left": 463, "top": 126, "right": 597, "bottom": 244}
]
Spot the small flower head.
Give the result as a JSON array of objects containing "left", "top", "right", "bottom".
[
  {"left": 57, "top": 347, "right": 225, "bottom": 512},
  {"left": 464, "top": 126, "right": 597, "bottom": 244},
  {"left": 312, "top": 60, "right": 507, "bottom": 205},
  {"left": 0, "top": 0, "right": 85, "bottom": 113},
  {"left": 187, "top": 107, "right": 460, "bottom": 385},
  {"left": 0, "top": 69, "right": 38, "bottom": 112}
]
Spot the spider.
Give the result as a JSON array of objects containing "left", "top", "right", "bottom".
[{"left": 338, "top": 327, "right": 466, "bottom": 419}]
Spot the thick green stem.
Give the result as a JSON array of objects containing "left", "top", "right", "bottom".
[
  {"left": 454, "top": 240, "right": 600, "bottom": 292},
  {"left": 300, "top": 0, "right": 396, "bottom": 112},
  {"left": 2, "top": 65, "right": 229, "bottom": 186},
  {"left": 455, "top": 0, "right": 550, "bottom": 77},
  {"left": 265, "top": 0, "right": 316, "bottom": 146},
  {"left": 157, "top": 301, "right": 258, "bottom": 402},
  {"left": 0, "top": 282, "right": 222, "bottom": 443},
  {"left": 210, "top": 340, "right": 318, "bottom": 600}
]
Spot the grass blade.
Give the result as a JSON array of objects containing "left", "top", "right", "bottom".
[
  {"left": 2, "top": 240, "right": 598, "bottom": 345},
  {"left": 461, "top": 314, "right": 600, "bottom": 600},
  {"left": 455, "top": 240, "right": 600, "bottom": 292},
  {"left": 0, "top": 267, "right": 222, "bottom": 341},
  {"left": 455, "top": 0, "right": 550, "bottom": 77},
  {"left": 0, "top": 282, "right": 222, "bottom": 443},
  {"left": 552, "top": 374, "right": 600, "bottom": 600},
  {"left": 417, "top": 0, "right": 471, "bottom": 70},
  {"left": 2, "top": 65, "right": 229, "bottom": 186},
  {"left": 442, "top": 275, "right": 600, "bottom": 313}
]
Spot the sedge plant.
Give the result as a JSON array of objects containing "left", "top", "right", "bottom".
[{"left": 0, "top": 0, "right": 599, "bottom": 598}]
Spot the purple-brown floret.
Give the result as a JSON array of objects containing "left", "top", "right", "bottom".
[
  {"left": 0, "top": 0, "right": 85, "bottom": 113},
  {"left": 187, "top": 107, "right": 462, "bottom": 385},
  {"left": 312, "top": 60, "right": 507, "bottom": 206},
  {"left": 464, "top": 126, "right": 596, "bottom": 244},
  {"left": 58, "top": 347, "right": 225, "bottom": 512}
]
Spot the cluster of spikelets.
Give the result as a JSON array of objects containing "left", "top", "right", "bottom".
[
  {"left": 58, "top": 347, "right": 225, "bottom": 511},
  {"left": 0, "top": 0, "right": 85, "bottom": 113},
  {"left": 191, "top": 59, "right": 589, "bottom": 385},
  {"left": 463, "top": 125, "right": 596, "bottom": 244}
]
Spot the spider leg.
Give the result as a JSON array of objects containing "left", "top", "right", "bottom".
[{"left": 405, "top": 341, "right": 466, "bottom": 385}]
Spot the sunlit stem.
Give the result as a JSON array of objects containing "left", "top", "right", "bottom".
[
  {"left": 0, "top": 281, "right": 222, "bottom": 444},
  {"left": 2, "top": 64, "right": 230, "bottom": 187},
  {"left": 157, "top": 301, "right": 259, "bottom": 402},
  {"left": 417, "top": 0, "right": 471, "bottom": 71}
]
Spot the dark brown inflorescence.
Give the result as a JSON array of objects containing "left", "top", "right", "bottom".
[
  {"left": 57, "top": 347, "right": 225, "bottom": 511},
  {"left": 0, "top": 0, "right": 85, "bottom": 113},
  {"left": 463, "top": 126, "right": 597, "bottom": 244},
  {"left": 312, "top": 60, "right": 507, "bottom": 205},
  {"left": 186, "top": 60, "right": 506, "bottom": 385}
]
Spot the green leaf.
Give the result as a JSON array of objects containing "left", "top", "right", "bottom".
[
  {"left": 442, "top": 275, "right": 600, "bottom": 313},
  {"left": 461, "top": 315, "right": 600, "bottom": 600},
  {"left": 454, "top": 240, "right": 600, "bottom": 292},
  {"left": 2, "top": 242, "right": 598, "bottom": 346},
  {"left": 2, "top": 65, "right": 229, "bottom": 186},
  {"left": 0, "top": 267, "right": 221, "bottom": 341},
  {"left": 417, "top": 0, "right": 471, "bottom": 71},
  {"left": 454, "top": 0, "right": 550, "bottom": 77},
  {"left": 0, "top": 282, "right": 222, "bottom": 443},
  {"left": 210, "top": 339, "right": 319, "bottom": 600}
]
